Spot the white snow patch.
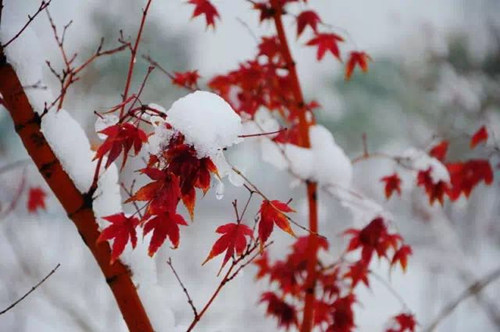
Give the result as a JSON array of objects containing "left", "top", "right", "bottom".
[
  {"left": 95, "top": 114, "right": 119, "bottom": 140},
  {"left": 285, "top": 125, "right": 353, "bottom": 188},
  {"left": 0, "top": 6, "right": 54, "bottom": 114},
  {"left": 41, "top": 109, "right": 95, "bottom": 192},
  {"left": 41, "top": 109, "right": 122, "bottom": 224},
  {"left": 166, "top": 91, "right": 243, "bottom": 158},
  {"left": 400, "top": 148, "right": 450, "bottom": 183}
]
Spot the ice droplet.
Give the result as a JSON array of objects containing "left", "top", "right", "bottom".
[{"left": 215, "top": 181, "right": 224, "bottom": 200}]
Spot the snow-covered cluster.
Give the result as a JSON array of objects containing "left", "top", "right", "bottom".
[
  {"left": 400, "top": 147, "right": 450, "bottom": 184},
  {"left": 166, "top": 90, "right": 243, "bottom": 158}
]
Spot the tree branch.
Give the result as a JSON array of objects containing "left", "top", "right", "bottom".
[
  {"left": 0, "top": 50, "right": 153, "bottom": 331},
  {"left": 0, "top": 263, "right": 60, "bottom": 315},
  {"left": 425, "top": 266, "right": 500, "bottom": 332},
  {"left": 1, "top": 1, "right": 51, "bottom": 48}
]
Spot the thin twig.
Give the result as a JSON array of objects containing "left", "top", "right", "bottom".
[
  {"left": 0, "top": 263, "right": 61, "bottom": 315},
  {"left": 166, "top": 258, "right": 198, "bottom": 318},
  {"left": 369, "top": 270, "right": 409, "bottom": 310},
  {"left": 120, "top": 0, "right": 154, "bottom": 118},
  {"left": 424, "top": 266, "right": 500, "bottom": 332},
  {"left": 2, "top": 0, "right": 52, "bottom": 48}
]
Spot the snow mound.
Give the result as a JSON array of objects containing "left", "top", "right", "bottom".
[
  {"left": 285, "top": 125, "right": 353, "bottom": 188},
  {"left": 41, "top": 109, "right": 122, "bottom": 221},
  {"left": 167, "top": 91, "right": 243, "bottom": 158}
]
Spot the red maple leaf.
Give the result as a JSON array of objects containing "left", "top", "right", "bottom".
[
  {"left": 446, "top": 159, "right": 493, "bottom": 200},
  {"left": 387, "top": 313, "right": 417, "bottom": 332},
  {"left": 258, "top": 200, "right": 295, "bottom": 248},
  {"left": 27, "top": 187, "right": 47, "bottom": 213},
  {"left": 416, "top": 168, "right": 448, "bottom": 205},
  {"left": 391, "top": 245, "right": 412, "bottom": 272},
  {"left": 171, "top": 70, "right": 200, "bottom": 89},
  {"left": 344, "top": 217, "right": 401, "bottom": 264},
  {"left": 203, "top": 222, "right": 253, "bottom": 272},
  {"left": 188, "top": 0, "right": 219, "bottom": 28},
  {"left": 254, "top": 251, "right": 270, "bottom": 279},
  {"left": 380, "top": 173, "right": 402, "bottom": 199},
  {"left": 429, "top": 140, "right": 449, "bottom": 161},
  {"left": 165, "top": 134, "right": 218, "bottom": 219},
  {"left": 94, "top": 123, "right": 148, "bottom": 169},
  {"left": 260, "top": 292, "right": 299, "bottom": 330},
  {"left": 344, "top": 261, "right": 369, "bottom": 288},
  {"left": 345, "top": 51, "right": 371, "bottom": 80},
  {"left": 307, "top": 32, "right": 344, "bottom": 61},
  {"left": 125, "top": 167, "right": 181, "bottom": 217},
  {"left": 97, "top": 213, "right": 140, "bottom": 263},
  {"left": 143, "top": 211, "right": 187, "bottom": 256},
  {"left": 327, "top": 294, "right": 356, "bottom": 332},
  {"left": 296, "top": 10, "right": 321, "bottom": 37},
  {"left": 253, "top": 2, "right": 275, "bottom": 23},
  {"left": 470, "top": 125, "right": 488, "bottom": 149}
]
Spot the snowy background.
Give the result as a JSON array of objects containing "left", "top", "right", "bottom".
[{"left": 1, "top": 0, "right": 500, "bottom": 331}]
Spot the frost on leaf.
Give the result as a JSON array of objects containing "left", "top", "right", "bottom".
[
  {"left": 417, "top": 168, "right": 448, "bottom": 205},
  {"left": 27, "top": 187, "right": 47, "bottom": 213},
  {"left": 258, "top": 200, "right": 295, "bottom": 249},
  {"left": 97, "top": 213, "right": 140, "bottom": 264},
  {"left": 203, "top": 222, "right": 253, "bottom": 272},
  {"left": 307, "top": 32, "right": 344, "bottom": 61}
]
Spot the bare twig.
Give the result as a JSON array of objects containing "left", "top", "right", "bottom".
[
  {"left": 120, "top": 0, "right": 154, "bottom": 118},
  {"left": 1, "top": 0, "right": 52, "bottom": 48},
  {"left": 166, "top": 258, "right": 198, "bottom": 318},
  {"left": 142, "top": 54, "right": 197, "bottom": 92},
  {"left": 425, "top": 266, "right": 500, "bottom": 332},
  {"left": 0, "top": 263, "right": 61, "bottom": 315}
]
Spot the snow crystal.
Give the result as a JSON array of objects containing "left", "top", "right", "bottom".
[
  {"left": 285, "top": 125, "right": 353, "bottom": 188},
  {"left": 166, "top": 91, "right": 243, "bottom": 158},
  {"left": 400, "top": 147, "right": 450, "bottom": 183}
]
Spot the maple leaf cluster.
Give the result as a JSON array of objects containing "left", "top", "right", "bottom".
[
  {"left": 255, "top": 217, "right": 413, "bottom": 331},
  {"left": 380, "top": 126, "right": 494, "bottom": 205},
  {"left": 98, "top": 131, "right": 218, "bottom": 261}
]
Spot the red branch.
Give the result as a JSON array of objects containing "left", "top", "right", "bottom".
[
  {"left": 0, "top": 56, "right": 153, "bottom": 331},
  {"left": 269, "top": 1, "right": 319, "bottom": 331},
  {"left": 120, "top": 0, "right": 153, "bottom": 118}
]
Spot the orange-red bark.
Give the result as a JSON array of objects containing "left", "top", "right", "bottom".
[{"left": 0, "top": 57, "right": 153, "bottom": 332}]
